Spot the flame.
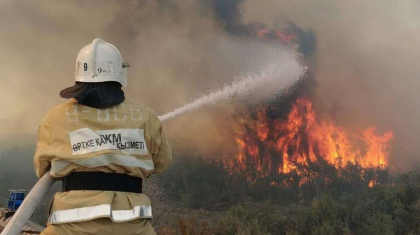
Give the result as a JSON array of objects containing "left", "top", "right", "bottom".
[
  {"left": 257, "top": 28, "right": 297, "bottom": 45},
  {"left": 257, "top": 29, "right": 269, "bottom": 38},
  {"left": 276, "top": 31, "right": 296, "bottom": 44},
  {"left": 224, "top": 98, "right": 393, "bottom": 183}
]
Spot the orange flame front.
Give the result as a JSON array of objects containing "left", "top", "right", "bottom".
[{"left": 224, "top": 98, "right": 393, "bottom": 181}]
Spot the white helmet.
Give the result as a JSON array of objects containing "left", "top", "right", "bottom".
[{"left": 75, "top": 38, "right": 129, "bottom": 87}]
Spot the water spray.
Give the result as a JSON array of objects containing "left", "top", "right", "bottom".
[
  {"left": 159, "top": 61, "right": 306, "bottom": 122},
  {"left": 1, "top": 55, "right": 305, "bottom": 235}
]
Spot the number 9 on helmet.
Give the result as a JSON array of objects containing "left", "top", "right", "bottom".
[{"left": 75, "top": 38, "right": 129, "bottom": 87}]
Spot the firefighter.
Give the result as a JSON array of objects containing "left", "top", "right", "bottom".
[{"left": 34, "top": 38, "right": 172, "bottom": 235}]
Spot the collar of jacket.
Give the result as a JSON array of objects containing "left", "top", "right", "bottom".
[{"left": 60, "top": 82, "right": 125, "bottom": 109}]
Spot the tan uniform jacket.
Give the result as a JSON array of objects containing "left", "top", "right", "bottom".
[{"left": 34, "top": 99, "right": 171, "bottom": 225}]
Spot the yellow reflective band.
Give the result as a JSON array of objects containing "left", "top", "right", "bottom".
[{"left": 50, "top": 154, "right": 155, "bottom": 174}]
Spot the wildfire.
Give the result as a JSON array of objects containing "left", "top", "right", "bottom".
[
  {"left": 224, "top": 98, "right": 393, "bottom": 181},
  {"left": 257, "top": 28, "right": 297, "bottom": 45}
]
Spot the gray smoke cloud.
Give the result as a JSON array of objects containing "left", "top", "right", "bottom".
[
  {"left": 0, "top": 0, "right": 301, "bottom": 156},
  {"left": 0, "top": 0, "right": 419, "bottom": 171},
  {"left": 242, "top": 0, "right": 420, "bottom": 170}
]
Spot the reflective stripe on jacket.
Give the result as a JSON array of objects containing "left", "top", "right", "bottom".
[
  {"left": 34, "top": 99, "right": 172, "bottom": 224},
  {"left": 47, "top": 191, "right": 152, "bottom": 224}
]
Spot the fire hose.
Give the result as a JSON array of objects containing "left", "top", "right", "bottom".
[
  {"left": 0, "top": 171, "right": 55, "bottom": 235},
  {"left": 1, "top": 116, "right": 171, "bottom": 235},
  {"left": 0, "top": 60, "right": 304, "bottom": 234}
]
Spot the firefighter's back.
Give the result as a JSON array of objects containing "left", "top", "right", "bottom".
[
  {"left": 35, "top": 38, "right": 171, "bottom": 235},
  {"left": 37, "top": 99, "right": 170, "bottom": 235}
]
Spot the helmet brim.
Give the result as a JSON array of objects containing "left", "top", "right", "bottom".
[{"left": 60, "top": 82, "right": 93, "bottom": 100}]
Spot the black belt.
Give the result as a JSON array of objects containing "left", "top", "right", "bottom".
[{"left": 62, "top": 172, "right": 142, "bottom": 193}]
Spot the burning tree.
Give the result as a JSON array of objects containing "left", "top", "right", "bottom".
[
  {"left": 219, "top": 22, "right": 393, "bottom": 188},
  {"left": 223, "top": 97, "right": 393, "bottom": 187}
]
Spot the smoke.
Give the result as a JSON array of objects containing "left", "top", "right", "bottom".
[
  {"left": 0, "top": 0, "right": 120, "bottom": 141},
  {"left": 241, "top": 0, "right": 420, "bottom": 170},
  {"left": 203, "top": 0, "right": 249, "bottom": 36},
  {"left": 1, "top": 0, "right": 419, "bottom": 171},
  {"left": 0, "top": 0, "right": 302, "bottom": 153}
]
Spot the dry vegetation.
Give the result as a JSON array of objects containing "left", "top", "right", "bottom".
[{"left": 2, "top": 147, "right": 420, "bottom": 234}]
